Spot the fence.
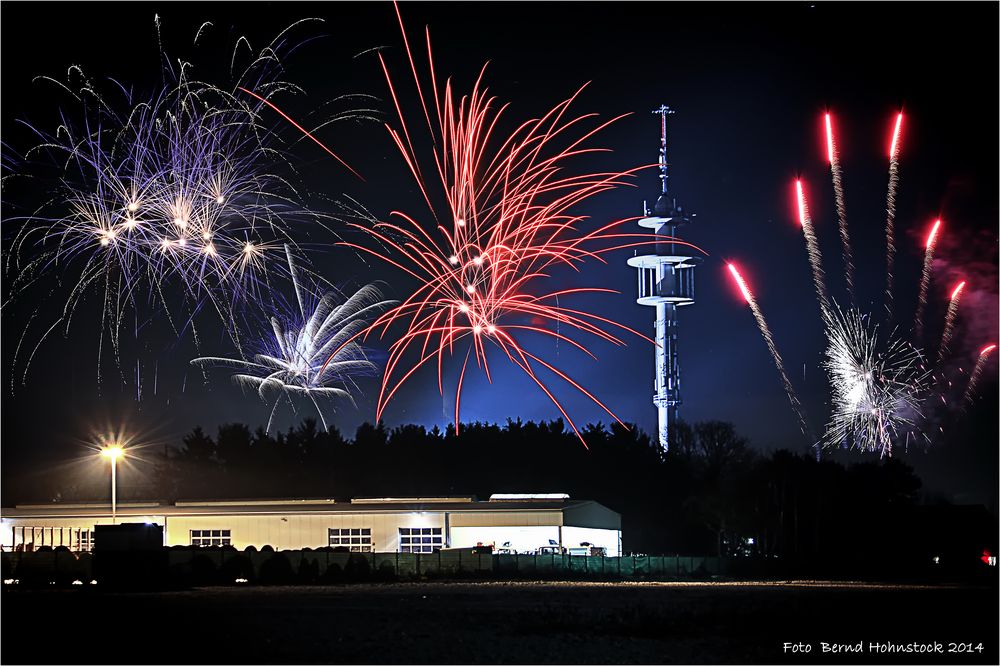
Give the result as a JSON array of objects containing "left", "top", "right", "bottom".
[{"left": 1, "top": 548, "right": 725, "bottom": 586}]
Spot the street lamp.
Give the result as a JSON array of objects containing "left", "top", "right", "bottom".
[{"left": 100, "top": 445, "right": 124, "bottom": 524}]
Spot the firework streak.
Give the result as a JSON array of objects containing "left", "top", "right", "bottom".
[
  {"left": 962, "top": 344, "right": 997, "bottom": 406},
  {"left": 191, "top": 246, "right": 396, "bottom": 433},
  {"left": 884, "top": 111, "right": 904, "bottom": 319},
  {"left": 795, "top": 179, "right": 831, "bottom": 317},
  {"left": 825, "top": 112, "right": 855, "bottom": 305},
  {"left": 938, "top": 280, "right": 966, "bottom": 362},
  {"left": 913, "top": 219, "right": 942, "bottom": 340},
  {"left": 727, "top": 263, "right": 813, "bottom": 440}
]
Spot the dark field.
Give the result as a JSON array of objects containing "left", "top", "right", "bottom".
[{"left": 2, "top": 580, "right": 996, "bottom": 664}]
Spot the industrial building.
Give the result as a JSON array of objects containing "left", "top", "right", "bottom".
[{"left": 0, "top": 494, "right": 621, "bottom": 556}]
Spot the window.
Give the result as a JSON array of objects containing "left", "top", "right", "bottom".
[
  {"left": 191, "top": 529, "right": 231, "bottom": 547},
  {"left": 328, "top": 528, "right": 372, "bottom": 552},
  {"left": 399, "top": 527, "right": 443, "bottom": 553},
  {"left": 78, "top": 529, "right": 95, "bottom": 552}
]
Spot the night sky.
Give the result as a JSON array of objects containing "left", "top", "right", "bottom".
[{"left": 2, "top": 2, "right": 997, "bottom": 504}]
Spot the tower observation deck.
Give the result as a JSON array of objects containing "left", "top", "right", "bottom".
[{"left": 626, "top": 105, "right": 699, "bottom": 451}]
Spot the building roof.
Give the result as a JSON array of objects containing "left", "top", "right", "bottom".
[{"left": 2, "top": 496, "right": 615, "bottom": 519}]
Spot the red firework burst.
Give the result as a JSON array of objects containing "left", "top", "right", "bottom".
[{"left": 325, "top": 5, "right": 701, "bottom": 442}]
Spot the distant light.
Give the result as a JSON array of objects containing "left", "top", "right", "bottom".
[
  {"left": 90, "top": 579, "right": 98, "bottom": 585},
  {"left": 72, "top": 579, "right": 84, "bottom": 585},
  {"left": 932, "top": 556, "right": 940, "bottom": 565},
  {"left": 746, "top": 537, "right": 755, "bottom": 545},
  {"left": 235, "top": 577, "right": 248, "bottom": 583}
]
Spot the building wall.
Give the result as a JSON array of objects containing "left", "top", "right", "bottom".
[
  {"left": 562, "top": 526, "right": 622, "bottom": 556},
  {"left": 450, "top": 525, "right": 561, "bottom": 553},
  {"left": 162, "top": 511, "right": 447, "bottom": 552},
  {"left": 1, "top": 504, "right": 620, "bottom": 554}
]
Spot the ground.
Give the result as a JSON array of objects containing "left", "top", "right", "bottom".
[{"left": 2, "top": 580, "right": 996, "bottom": 664}]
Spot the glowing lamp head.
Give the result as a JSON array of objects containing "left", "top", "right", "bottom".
[
  {"left": 100, "top": 445, "right": 124, "bottom": 461},
  {"left": 925, "top": 219, "right": 942, "bottom": 248},
  {"left": 950, "top": 281, "right": 966, "bottom": 301}
]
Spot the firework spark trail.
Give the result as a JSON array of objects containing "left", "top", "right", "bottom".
[
  {"left": 913, "top": 219, "right": 942, "bottom": 340},
  {"left": 938, "top": 280, "right": 966, "bottom": 362},
  {"left": 795, "top": 179, "right": 831, "bottom": 317},
  {"left": 4, "top": 20, "right": 361, "bottom": 387},
  {"left": 884, "top": 111, "right": 903, "bottom": 319},
  {"left": 962, "top": 344, "right": 997, "bottom": 406},
  {"left": 727, "top": 263, "right": 813, "bottom": 441},
  {"left": 822, "top": 306, "right": 929, "bottom": 458},
  {"left": 191, "top": 247, "right": 396, "bottom": 432},
  {"left": 303, "top": 6, "right": 704, "bottom": 444},
  {"left": 825, "top": 112, "right": 855, "bottom": 305}
]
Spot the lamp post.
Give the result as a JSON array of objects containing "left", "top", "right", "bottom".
[{"left": 100, "top": 445, "right": 124, "bottom": 524}]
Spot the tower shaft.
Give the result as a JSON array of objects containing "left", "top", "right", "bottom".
[{"left": 627, "top": 106, "right": 698, "bottom": 451}]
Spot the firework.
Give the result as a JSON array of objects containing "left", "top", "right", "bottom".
[
  {"left": 825, "top": 112, "right": 854, "bottom": 304},
  {"left": 913, "top": 219, "right": 942, "bottom": 340},
  {"left": 938, "top": 280, "right": 966, "bottom": 362},
  {"left": 822, "top": 307, "right": 929, "bottom": 458},
  {"left": 795, "top": 179, "right": 830, "bottom": 317},
  {"left": 4, "top": 19, "right": 360, "bottom": 389},
  {"left": 726, "top": 263, "right": 813, "bottom": 440},
  {"left": 191, "top": 247, "right": 395, "bottom": 433},
  {"left": 962, "top": 344, "right": 997, "bottom": 406},
  {"left": 300, "top": 6, "right": 701, "bottom": 443},
  {"left": 884, "top": 111, "right": 903, "bottom": 318}
]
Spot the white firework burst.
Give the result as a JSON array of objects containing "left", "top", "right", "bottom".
[
  {"left": 192, "top": 248, "right": 396, "bottom": 432},
  {"left": 822, "top": 307, "right": 932, "bottom": 458}
]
